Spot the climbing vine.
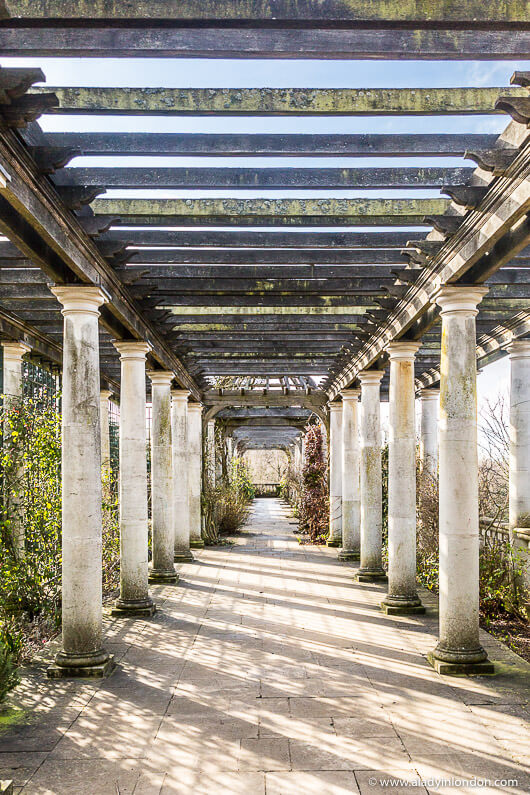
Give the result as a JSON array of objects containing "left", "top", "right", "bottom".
[{"left": 299, "top": 424, "right": 329, "bottom": 542}]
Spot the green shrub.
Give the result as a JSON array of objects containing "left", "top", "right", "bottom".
[
  {"left": 202, "top": 457, "right": 254, "bottom": 543},
  {"left": 0, "top": 623, "right": 19, "bottom": 703}
]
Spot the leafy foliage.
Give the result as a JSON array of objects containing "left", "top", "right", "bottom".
[
  {"left": 202, "top": 456, "right": 254, "bottom": 543},
  {"left": 299, "top": 424, "right": 329, "bottom": 542}
]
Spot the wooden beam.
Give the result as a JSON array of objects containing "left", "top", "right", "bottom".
[
  {"left": 55, "top": 165, "right": 472, "bottom": 189},
  {"left": 34, "top": 86, "right": 526, "bottom": 116},
  {"left": 127, "top": 277, "right": 393, "bottom": 292},
  {"left": 5, "top": 2, "right": 528, "bottom": 25},
  {"left": 45, "top": 132, "right": 498, "bottom": 158},
  {"left": 2, "top": 27, "right": 529, "bottom": 60},
  {"left": 118, "top": 251, "right": 405, "bottom": 267},
  {"left": 150, "top": 296, "right": 380, "bottom": 308},
  {"left": 118, "top": 265, "right": 397, "bottom": 280},
  {"left": 100, "top": 230, "right": 419, "bottom": 248}
]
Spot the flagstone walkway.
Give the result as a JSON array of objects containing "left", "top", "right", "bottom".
[{"left": 1, "top": 499, "right": 529, "bottom": 794}]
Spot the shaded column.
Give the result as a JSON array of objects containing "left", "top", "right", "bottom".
[
  {"left": 148, "top": 371, "right": 178, "bottom": 584},
  {"left": 99, "top": 389, "right": 112, "bottom": 477},
  {"left": 429, "top": 285, "right": 492, "bottom": 674},
  {"left": 507, "top": 339, "right": 530, "bottom": 532},
  {"left": 172, "top": 389, "right": 194, "bottom": 563},
  {"left": 418, "top": 388, "right": 440, "bottom": 475},
  {"left": 112, "top": 341, "right": 155, "bottom": 617},
  {"left": 382, "top": 341, "right": 424, "bottom": 615},
  {"left": 1, "top": 341, "right": 31, "bottom": 558},
  {"left": 207, "top": 418, "right": 216, "bottom": 486},
  {"left": 327, "top": 402, "right": 343, "bottom": 547},
  {"left": 188, "top": 403, "right": 204, "bottom": 549},
  {"left": 358, "top": 370, "right": 387, "bottom": 582},
  {"left": 339, "top": 389, "right": 361, "bottom": 561},
  {"left": 48, "top": 286, "right": 113, "bottom": 678}
]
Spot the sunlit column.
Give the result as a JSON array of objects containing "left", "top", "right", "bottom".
[
  {"left": 339, "top": 389, "right": 361, "bottom": 561},
  {"left": 99, "top": 389, "right": 112, "bottom": 477},
  {"left": 188, "top": 403, "right": 204, "bottom": 549},
  {"left": 112, "top": 341, "right": 155, "bottom": 617},
  {"left": 207, "top": 418, "right": 216, "bottom": 486},
  {"left": 429, "top": 285, "right": 492, "bottom": 674},
  {"left": 358, "top": 369, "right": 387, "bottom": 582},
  {"left": 418, "top": 388, "right": 440, "bottom": 475},
  {"left": 172, "top": 389, "right": 194, "bottom": 562},
  {"left": 327, "top": 402, "right": 343, "bottom": 547},
  {"left": 48, "top": 286, "right": 113, "bottom": 677},
  {"left": 382, "top": 341, "right": 424, "bottom": 615}
]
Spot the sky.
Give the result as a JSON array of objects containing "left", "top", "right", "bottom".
[{"left": 3, "top": 54, "right": 528, "bottom": 407}]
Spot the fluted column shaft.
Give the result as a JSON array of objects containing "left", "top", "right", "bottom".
[
  {"left": 358, "top": 370, "right": 386, "bottom": 581},
  {"left": 112, "top": 341, "right": 155, "bottom": 617},
  {"left": 382, "top": 341, "right": 424, "bottom": 615},
  {"left": 188, "top": 403, "right": 204, "bottom": 549},
  {"left": 172, "top": 390, "right": 194, "bottom": 562},
  {"left": 48, "top": 286, "right": 112, "bottom": 677},
  {"left": 429, "top": 285, "right": 492, "bottom": 674},
  {"left": 328, "top": 402, "right": 343, "bottom": 547},
  {"left": 339, "top": 389, "right": 361, "bottom": 561}
]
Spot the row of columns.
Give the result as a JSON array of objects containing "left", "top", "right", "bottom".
[{"left": 326, "top": 285, "right": 529, "bottom": 674}]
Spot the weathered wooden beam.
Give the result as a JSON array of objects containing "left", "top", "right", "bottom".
[
  {"left": 149, "top": 295, "right": 380, "bottom": 308},
  {"left": 128, "top": 277, "right": 392, "bottom": 293},
  {"left": 165, "top": 317, "right": 366, "bottom": 329},
  {"left": 118, "top": 251, "right": 404, "bottom": 267},
  {"left": 34, "top": 86, "right": 526, "bottom": 116},
  {"left": 55, "top": 165, "right": 472, "bottom": 189},
  {"left": 0, "top": 66, "right": 45, "bottom": 103},
  {"left": 5, "top": 2, "right": 528, "bottom": 24},
  {"left": 101, "top": 230, "right": 418, "bottom": 248},
  {"left": 45, "top": 132, "right": 498, "bottom": 158},
  {"left": 3, "top": 27, "right": 530, "bottom": 60},
  {"left": 93, "top": 198, "right": 450, "bottom": 227},
  {"left": 118, "top": 266, "right": 397, "bottom": 281}
]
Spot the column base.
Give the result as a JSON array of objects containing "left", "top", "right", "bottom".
[
  {"left": 381, "top": 595, "right": 425, "bottom": 615},
  {"left": 111, "top": 597, "right": 156, "bottom": 618},
  {"left": 427, "top": 652, "right": 494, "bottom": 676},
  {"left": 174, "top": 550, "right": 195, "bottom": 563},
  {"left": 47, "top": 649, "right": 115, "bottom": 679},
  {"left": 338, "top": 549, "right": 360, "bottom": 561},
  {"left": 190, "top": 539, "right": 205, "bottom": 549},
  {"left": 148, "top": 567, "right": 179, "bottom": 584},
  {"left": 357, "top": 568, "right": 388, "bottom": 583},
  {"left": 326, "top": 537, "right": 342, "bottom": 548}
]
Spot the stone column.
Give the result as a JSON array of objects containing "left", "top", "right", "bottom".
[
  {"left": 507, "top": 339, "right": 530, "bottom": 532},
  {"left": 1, "top": 341, "right": 31, "bottom": 558},
  {"left": 48, "top": 286, "right": 113, "bottom": 678},
  {"left": 382, "top": 341, "right": 424, "bottom": 615},
  {"left": 429, "top": 285, "right": 492, "bottom": 674},
  {"left": 339, "top": 389, "right": 361, "bottom": 561},
  {"left": 112, "top": 341, "right": 155, "bottom": 617},
  {"left": 418, "top": 388, "right": 440, "bottom": 475},
  {"left": 328, "top": 402, "right": 343, "bottom": 547},
  {"left": 358, "top": 370, "right": 387, "bottom": 582},
  {"left": 172, "top": 389, "right": 194, "bottom": 562},
  {"left": 226, "top": 435, "right": 234, "bottom": 464},
  {"left": 188, "top": 403, "right": 204, "bottom": 549},
  {"left": 207, "top": 418, "right": 216, "bottom": 486},
  {"left": 99, "top": 389, "right": 112, "bottom": 477},
  {"left": 147, "top": 372, "right": 178, "bottom": 584}
]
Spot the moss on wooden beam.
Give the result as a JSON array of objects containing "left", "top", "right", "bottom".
[
  {"left": 5, "top": 1, "right": 529, "bottom": 24},
  {"left": 33, "top": 86, "right": 526, "bottom": 116}
]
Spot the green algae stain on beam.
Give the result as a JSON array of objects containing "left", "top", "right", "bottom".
[
  {"left": 91, "top": 198, "right": 450, "bottom": 217},
  {"left": 32, "top": 87, "right": 527, "bottom": 116},
  {"left": 164, "top": 306, "right": 371, "bottom": 315},
  {"left": 6, "top": 1, "right": 530, "bottom": 23}
]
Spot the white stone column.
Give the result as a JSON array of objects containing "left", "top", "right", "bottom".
[
  {"left": 112, "top": 341, "right": 155, "bottom": 617},
  {"left": 172, "top": 389, "right": 194, "bottom": 562},
  {"left": 358, "top": 370, "right": 387, "bottom": 582},
  {"left": 339, "top": 389, "right": 361, "bottom": 561},
  {"left": 188, "top": 403, "right": 204, "bottom": 549},
  {"left": 226, "top": 435, "right": 234, "bottom": 464},
  {"left": 507, "top": 340, "right": 530, "bottom": 532},
  {"left": 419, "top": 388, "right": 440, "bottom": 476},
  {"left": 48, "top": 286, "right": 113, "bottom": 677},
  {"left": 2, "top": 341, "right": 31, "bottom": 558},
  {"left": 99, "top": 389, "right": 112, "bottom": 477},
  {"left": 429, "top": 285, "right": 492, "bottom": 674},
  {"left": 328, "top": 402, "right": 343, "bottom": 547},
  {"left": 207, "top": 418, "right": 216, "bottom": 486},
  {"left": 382, "top": 341, "right": 424, "bottom": 615},
  {"left": 147, "top": 372, "right": 178, "bottom": 584}
]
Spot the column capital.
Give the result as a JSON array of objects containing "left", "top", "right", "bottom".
[
  {"left": 506, "top": 338, "right": 530, "bottom": 359},
  {"left": 171, "top": 388, "right": 191, "bottom": 402},
  {"left": 100, "top": 389, "right": 113, "bottom": 400},
  {"left": 147, "top": 370, "right": 174, "bottom": 387},
  {"left": 51, "top": 285, "right": 108, "bottom": 316},
  {"left": 113, "top": 340, "right": 151, "bottom": 360},
  {"left": 385, "top": 341, "right": 420, "bottom": 361},
  {"left": 358, "top": 369, "right": 384, "bottom": 386},
  {"left": 341, "top": 388, "right": 361, "bottom": 401},
  {"left": 187, "top": 402, "right": 204, "bottom": 414},
  {"left": 328, "top": 401, "right": 343, "bottom": 413},
  {"left": 431, "top": 284, "right": 488, "bottom": 316},
  {"left": 418, "top": 388, "right": 440, "bottom": 400},
  {"left": 1, "top": 341, "right": 32, "bottom": 362}
]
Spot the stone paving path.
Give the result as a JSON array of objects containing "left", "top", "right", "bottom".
[{"left": 1, "top": 498, "right": 529, "bottom": 794}]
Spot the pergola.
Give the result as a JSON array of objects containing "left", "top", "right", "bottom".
[{"left": 0, "top": 3, "right": 528, "bottom": 679}]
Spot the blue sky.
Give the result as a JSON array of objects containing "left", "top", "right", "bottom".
[{"left": 3, "top": 55, "right": 527, "bottom": 400}]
